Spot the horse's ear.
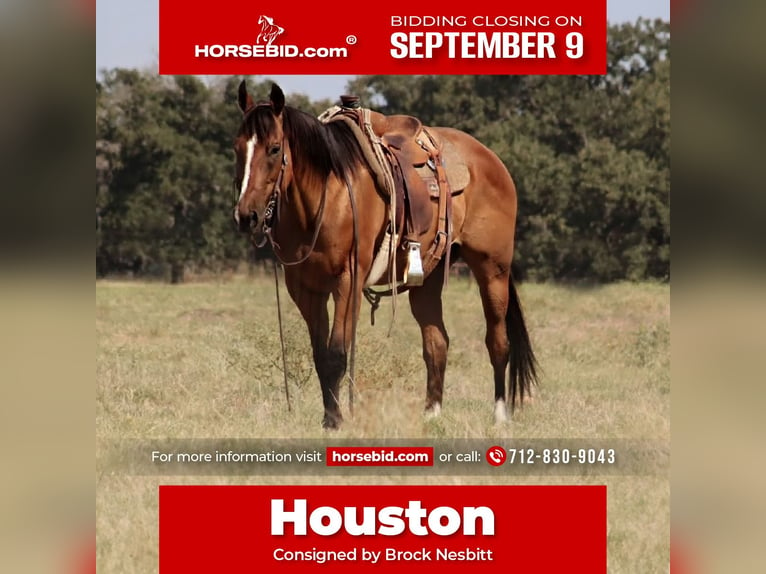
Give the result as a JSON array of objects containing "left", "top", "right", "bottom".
[
  {"left": 238, "top": 80, "right": 253, "bottom": 114},
  {"left": 270, "top": 83, "right": 285, "bottom": 116}
]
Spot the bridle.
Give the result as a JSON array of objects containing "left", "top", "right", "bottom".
[
  {"left": 239, "top": 104, "right": 330, "bottom": 266},
  {"left": 257, "top": 148, "right": 287, "bottom": 248},
  {"left": 257, "top": 144, "right": 330, "bottom": 267}
]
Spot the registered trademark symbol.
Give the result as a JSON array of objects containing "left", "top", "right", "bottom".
[{"left": 345, "top": 35, "right": 357, "bottom": 45}]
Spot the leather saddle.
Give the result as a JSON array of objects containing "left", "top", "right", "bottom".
[
  {"left": 367, "top": 110, "right": 469, "bottom": 236},
  {"left": 320, "top": 101, "right": 469, "bottom": 239}
]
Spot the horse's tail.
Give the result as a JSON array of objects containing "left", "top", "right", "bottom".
[{"left": 507, "top": 276, "right": 538, "bottom": 410}]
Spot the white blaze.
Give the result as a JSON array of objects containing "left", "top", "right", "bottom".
[{"left": 238, "top": 135, "right": 257, "bottom": 202}]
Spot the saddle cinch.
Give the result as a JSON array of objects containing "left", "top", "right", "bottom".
[{"left": 318, "top": 96, "right": 470, "bottom": 289}]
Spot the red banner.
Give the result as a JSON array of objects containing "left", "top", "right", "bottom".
[
  {"left": 159, "top": 0, "right": 607, "bottom": 75},
  {"left": 159, "top": 485, "right": 606, "bottom": 573}
]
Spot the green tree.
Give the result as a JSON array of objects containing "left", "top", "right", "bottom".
[{"left": 96, "top": 71, "right": 244, "bottom": 281}]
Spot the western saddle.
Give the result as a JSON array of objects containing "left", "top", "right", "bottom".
[{"left": 319, "top": 96, "right": 469, "bottom": 294}]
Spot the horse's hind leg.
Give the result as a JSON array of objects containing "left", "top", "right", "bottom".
[
  {"left": 409, "top": 266, "right": 449, "bottom": 415},
  {"left": 461, "top": 250, "right": 511, "bottom": 423}
]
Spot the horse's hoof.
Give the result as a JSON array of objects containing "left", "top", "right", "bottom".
[
  {"left": 494, "top": 399, "right": 508, "bottom": 425},
  {"left": 322, "top": 414, "right": 342, "bottom": 430},
  {"left": 424, "top": 403, "right": 442, "bottom": 419}
]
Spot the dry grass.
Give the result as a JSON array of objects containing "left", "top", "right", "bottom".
[{"left": 97, "top": 274, "right": 669, "bottom": 573}]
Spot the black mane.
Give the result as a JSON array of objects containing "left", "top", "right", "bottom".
[{"left": 240, "top": 105, "right": 364, "bottom": 181}]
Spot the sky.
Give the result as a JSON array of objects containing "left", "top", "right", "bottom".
[{"left": 96, "top": 1, "right": 670, "bottom": 100}]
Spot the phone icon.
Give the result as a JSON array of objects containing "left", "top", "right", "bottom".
[{"left": 486, "top": 446, "right": 506, "bottom": 466}]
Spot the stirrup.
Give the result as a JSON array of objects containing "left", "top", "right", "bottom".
[{"left": 404, "top": 242, "right": 424, "bottom": 286}]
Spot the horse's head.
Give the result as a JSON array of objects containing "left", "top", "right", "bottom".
[{"left": 233, "top": 81, "right": 289, "bottom": 245}]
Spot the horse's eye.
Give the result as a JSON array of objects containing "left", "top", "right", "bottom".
[{"left": 269, "top": 144, "right": 281, "bottom": 156}]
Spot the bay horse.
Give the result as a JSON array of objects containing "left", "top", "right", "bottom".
[{"left": 233, "top": 81, "right": 537, "bottom": 429}]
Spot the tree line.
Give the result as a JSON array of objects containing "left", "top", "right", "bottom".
[{"left": 96, "top": 19, "right": 669, "bottom": 283}]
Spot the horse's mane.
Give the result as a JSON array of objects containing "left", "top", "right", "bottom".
[{"left": 241, "top": 104, "right": 364, "bottom": 182}]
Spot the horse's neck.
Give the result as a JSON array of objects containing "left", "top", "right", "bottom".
[{"left": 275, "top": 169, "right": 329, "bottom": 250}]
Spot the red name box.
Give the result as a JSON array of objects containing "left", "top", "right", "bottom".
[
  {"left": 159, "top": 484, "right": 606, "bottom": 573},
  {"left": 159, "top": 0, "right": 606, "bottom": 75}
]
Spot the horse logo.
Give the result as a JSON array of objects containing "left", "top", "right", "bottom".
[{"left": 257, "top": 15, "right": 285, "bottom": 46}]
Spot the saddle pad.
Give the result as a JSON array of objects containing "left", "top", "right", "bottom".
[{"left": 414, "top": 137, "right": 470, "bottom": 195}]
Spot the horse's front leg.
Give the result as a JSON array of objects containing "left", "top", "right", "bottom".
[
  {"left": 283, "top": 273, "right": 336, "bottom": 428},
  {"left": 322, "top": 270, "right": 363, "bottom": 429}
]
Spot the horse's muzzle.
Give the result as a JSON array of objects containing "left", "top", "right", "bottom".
[
  {"left": 234, "top": 208, "right": 268, "bottom": 247},
  {"left": 234, "top": 207, "right": 256, "bottom": 233}
]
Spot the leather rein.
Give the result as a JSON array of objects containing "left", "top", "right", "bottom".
[{"left": 259, "top": 145, "right": 330, "bottom": 267}]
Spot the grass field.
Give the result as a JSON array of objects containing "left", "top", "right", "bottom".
[{"left": 97, "top": 274, "right": 669, "bottom": 572}]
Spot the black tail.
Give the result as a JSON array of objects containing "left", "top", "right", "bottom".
[{"left": 507, "top": 277, "right": 538, "bottom": 410}]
